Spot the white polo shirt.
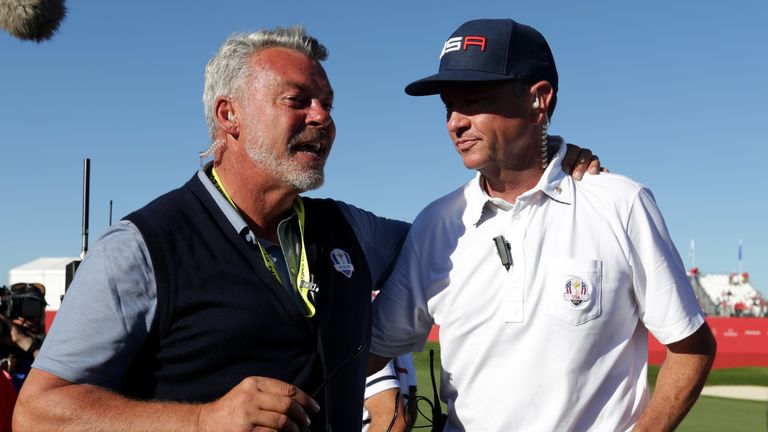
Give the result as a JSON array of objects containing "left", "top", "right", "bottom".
[{"left": 371, "top": 140, "right": 705, "bottom": 431}]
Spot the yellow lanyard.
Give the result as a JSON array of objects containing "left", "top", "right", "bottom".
[{"left": 210, "top": 168, "right": 316, "bottom": 317}]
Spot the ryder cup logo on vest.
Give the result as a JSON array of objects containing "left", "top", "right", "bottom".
[
  {"left": 331, "top": 248, "right": 354, "bottom": 278},
  {"left": 440, "top": 35, "right": 487, "bottom": 58},
  {"left": 563, "top": 277, "right": 591, "bottom": 307}
]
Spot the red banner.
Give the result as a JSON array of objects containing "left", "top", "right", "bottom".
[
  {"left": 649, "top": 317, "right": 768, "bottom": 369},
  {"left": 428, "top": 317, "right": 768, "bottom": 369}
]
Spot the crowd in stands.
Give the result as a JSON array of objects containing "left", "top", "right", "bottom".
[{"left": 690, "top": 269, "right": 767, "bottom": 317}]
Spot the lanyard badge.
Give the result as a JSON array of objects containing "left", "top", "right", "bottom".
[
  {"left": 292, "top": 197, "right": 318, "bottom": 317},
  {"left": 210, "top": 168, "right": 317, "bottom": 317}
]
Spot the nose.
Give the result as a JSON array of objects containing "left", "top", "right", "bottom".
[
  {"left": 306, "top": 99, "right": 333, "bottom": 128},
  {"left": 447, "top": 110, "right": 470, "bottom": 137}
]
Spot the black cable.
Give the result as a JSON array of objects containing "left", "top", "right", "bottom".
[
  {"left": 429, "top": 349, "right": 447, "bottom": 432},
  {"left": 368, "top": 349, "right": 449, "bottom": 431},
  {"left": 310, "top": 343, "right": 366, "bottom": 398},
  {"left": 303, "top": 343, "right": 366, "bottom": 432},
  {"left": 407, "top": 395, "right": 437, "bottom": 429},
  {"left": 393, "top": 351, "right": 448, "bottom": 430}
]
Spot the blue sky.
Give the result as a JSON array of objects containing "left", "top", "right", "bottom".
[{"left": 2, "top": 1, "right": 766, "bottom": 295}]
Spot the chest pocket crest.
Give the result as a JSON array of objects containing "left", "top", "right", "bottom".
[{"left": 547, "top": 259, "right": 602, "bottom": 325}]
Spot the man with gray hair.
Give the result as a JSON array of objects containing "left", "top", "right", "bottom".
[{"left": 14, "top": 26, "right": 411, "bottom": 431}]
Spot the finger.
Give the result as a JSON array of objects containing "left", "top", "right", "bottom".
[
  {"left": 248, "top": 415, "right": 300, "bottom": 432},
  {"left": 252, "top": 377, "right": 319, "bottom": 414},
  {"left": 289, "top": 388, "right": 319, "bottom": 415},
  {"left": 587, "top": 156, "right": 602, "bottom": 175},
  {"left": 561, "top": 143, "right": 580, "bottom": 174},
  {"left": 259, "top": 413, "right": 301, "bottom": 432},
  {"left": 574, "top": 149, "right": 594, "bottom": 180},
  {"left": 222, "top": 388, "right": 305, "bottom": 432},
  {"left": 15, "top": 319, "right": 35, "bottom": 331},
  {"left": 252, "top": 426, "right": 296, "bottom": 432},
  {"left": 249, "top": 396, "right": 307, "bottom": 432},
  {"left": 246, "top": 378, "right": 317, "bottom": 429}
]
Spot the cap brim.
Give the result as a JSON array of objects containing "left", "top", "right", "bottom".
[{"left": 404, "top": 70, "right": 519, "bottom": 96}]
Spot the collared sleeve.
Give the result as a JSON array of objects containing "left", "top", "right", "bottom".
[
  {"left": 335, "top": 201, "right": 410, "bottom": 287},
  {"left": 364, "top": 360, "right": 399, "bottom": 400},
  {"left": 627, "top": 188, "right": 705, "bottom": 344},
  {"left": 370, "top": 226, "right": 434, "bottom": 357},
  {"left": 32, "top": 220, "right": 156, "bottom": 389}
]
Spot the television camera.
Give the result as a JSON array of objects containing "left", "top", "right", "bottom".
[{"left": 0, "top": 283, "right": 47, "bottom": 322}]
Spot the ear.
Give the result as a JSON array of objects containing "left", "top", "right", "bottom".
[
  {"left": 529, "top": 81, "right": 554, "bottom": 125},
  {"left": 214, "top": 96, "right": 240, "bottom": 138}
]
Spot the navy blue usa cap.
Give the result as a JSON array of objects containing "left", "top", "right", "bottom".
[{"left": 405, "top": 19, "right": 558, "bottom": 96}]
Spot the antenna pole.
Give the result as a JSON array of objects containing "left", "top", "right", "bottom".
[{"left": 80, "top": 158, "right": 90, "bottom": 259}]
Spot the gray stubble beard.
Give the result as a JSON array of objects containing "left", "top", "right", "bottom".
[{"left": 244, "top": 130, "right": 326, "bottom": 192}]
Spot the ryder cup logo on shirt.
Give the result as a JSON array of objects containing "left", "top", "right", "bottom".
[
  {"left": 331, "top": 248, "right": 354, "bottom": 278},
  {"left": 563, "top": 277, "right": 591, "bottom": 307}
]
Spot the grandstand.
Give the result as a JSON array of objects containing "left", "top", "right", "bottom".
[{"left": 689, "top": 268, "right": 766, "bottom": 317}]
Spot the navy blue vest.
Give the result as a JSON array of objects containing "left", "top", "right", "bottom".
[{"left": 123, "top": 174, "right": 372, "bottom": 431}]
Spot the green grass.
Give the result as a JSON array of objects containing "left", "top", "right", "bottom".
[
  {"left": 649, "top": 364, "right": 768, "bottom": 387},
  {"left": 413, "top": 342, "right": 768, "bottom": 431},
  {"left": 702, "top": 367, "right": 768, "bottom": 387},
  {"left": 677, "top": 397, "right": 766, "bottom": 432}
]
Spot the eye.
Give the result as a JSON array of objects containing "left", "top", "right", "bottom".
[{"left": 285, "top": 95, "right": 309, "bottom": 107}]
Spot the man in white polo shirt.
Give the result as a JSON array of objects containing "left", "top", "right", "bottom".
[{"left": 369, "top": 19, "right": 716, "bottom": 431}]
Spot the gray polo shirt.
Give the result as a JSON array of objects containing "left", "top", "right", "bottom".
[{"left": 34, "top": 168, "right": 409, "bottom": 389}]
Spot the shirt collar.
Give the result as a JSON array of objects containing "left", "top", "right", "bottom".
[
  {"left": 464, "top": 172, "right": 492, "bottom": 226},
  {"left": 536, "top": 136, "right": 573, "bottom": 205},
  {"left": 198, "top": 163, "right": 299, "bottom": 246},
  {"left": 465, "top": 136, "right": 573, "bottom": 227},
  {"left": 198, "top": 164, "right": 252, "bottom": 240}
]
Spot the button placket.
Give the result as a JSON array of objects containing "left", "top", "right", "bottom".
[{"left": 504, "top": 206, "right": 525, "bottom": 323}]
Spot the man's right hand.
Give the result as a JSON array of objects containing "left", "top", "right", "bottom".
[
  {"left": 198, "top": 376, "right": 319, "bottom": 432},
  {"left": 14, "top": 369, "right": 319, "bottom": 432}
]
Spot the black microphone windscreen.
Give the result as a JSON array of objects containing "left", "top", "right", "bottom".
[{"left": 0, "top": 0, "right": 66, "bottom": 42}]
